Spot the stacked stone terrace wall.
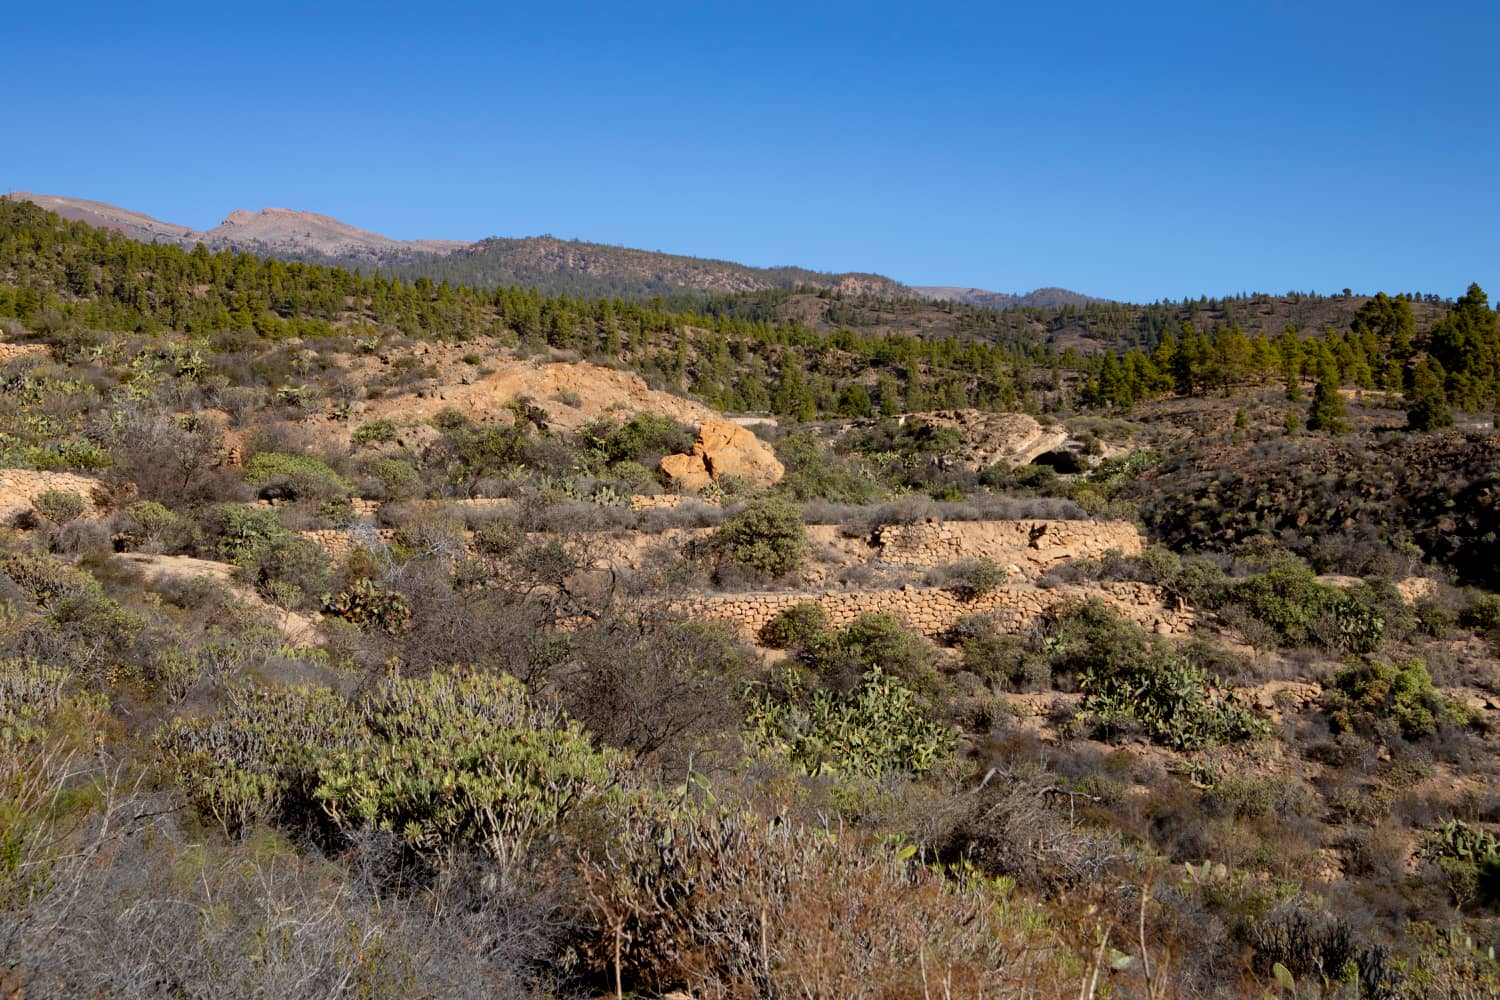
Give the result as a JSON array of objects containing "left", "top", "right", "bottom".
[
  {"left": 0, "top": 469, "right": 109, "bottom": 521},
  {"left": 0, "top": 343, "right": 48, "bottom": 365},
  {"left": 871, "top": 519, "right": 1141, "bottom": 573},
  {"left": 295, "top": 516, "right": 1148, "bottom": 585},
  {"left": 681, "top": 581, "right": 1192, "bottom": 643},
  {"left": 628, "top": 493, "right": 721, "bottom": 511},
  {"left": 301, "top": 527, "right": 395, "bottom": 563}
]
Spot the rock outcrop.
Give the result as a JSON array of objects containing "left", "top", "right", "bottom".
[
  {"left": 0, "top": 470, "right": 109, "bottom": 522},
  {"left": 658, "top": 420, "right": 784, "bottom": 491},
  {"left": 900, "top": 410, "right": 1070, "bottom": 469}
]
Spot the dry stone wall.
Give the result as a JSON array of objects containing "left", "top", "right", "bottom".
[
  {"left": 0, "top": 469, "right": 109, "bottom": 521},
  {"left": 681, "top": 581, "right": 1192, "bottom": 643},
  {"left": 0, "top": 343, "right": 48, "bottom": 366},
  {"left": 870, "top": 519, "right": 1142, "bottom": 575},
  {"left": 628, "top": 493, "right": 719, "bottom": 511},
  {"left": 300, "top": 527, "right": 395, "bottom": 562}
]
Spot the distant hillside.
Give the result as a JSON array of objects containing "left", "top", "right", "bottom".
[
  {"left": 6, "top": 193, "right": 464, "bottom": 268},
  {"left": 378, "top": 235, "right": 907, "bottom": 300},
  {"left": 4, "top": 192, "right": 905, "bottom": 301},
  {"left": 912, "top": 285, "right": 1103, "bottom": 309}
]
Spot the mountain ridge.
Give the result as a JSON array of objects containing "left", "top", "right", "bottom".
[
  {"left": 4, "top": 191, "right": 1094, "bottom": 304},
  {"left": 911, "top": 285, "right": 1103, "bottom": 309}
]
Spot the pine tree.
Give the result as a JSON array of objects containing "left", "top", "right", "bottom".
[
  {"left": 1406, "top": 358, "right": 1453, "bottom": 431},
  {"left": 1306, "top": 364, "right": 1348, "bottom": 433}
]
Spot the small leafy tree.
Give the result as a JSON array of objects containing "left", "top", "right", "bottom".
[
  {"left": 714, "top": 497, "right": 806, "bottom": 578},
  {"left": 760, "top": 601, "right": 830, "bottom": 649}
]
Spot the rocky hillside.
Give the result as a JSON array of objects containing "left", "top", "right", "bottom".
[
  {"left": 7, "top": 192, "right": 1103, "bottom": 306},
  {"left": 4, "top": 192, "right": 906, "bottom": 299},
  {"left": 912, "top": 285, "right": 1103, "bottom": 309},
  {"left": 395, "top": 234, "right": 907, "bottom": 300}
]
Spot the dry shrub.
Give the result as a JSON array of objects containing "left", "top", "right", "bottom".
[
  {"left": 580, "top": 797, "right": 1069, "bottom": 998},
  {"left": 918, "top": 762, "right": 1134, "bottom": 899}
]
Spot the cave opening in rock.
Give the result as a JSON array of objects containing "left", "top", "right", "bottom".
[{"left": 1028, "top": 450, "right": 1087, "bottom": 474}]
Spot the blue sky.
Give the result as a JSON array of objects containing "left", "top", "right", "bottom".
[{"left": 8, "top": 1, "right": 1497, "bottom": 302}]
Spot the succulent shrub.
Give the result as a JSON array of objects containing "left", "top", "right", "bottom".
[
  {"left": 156, "top": 683, "right": 357, "bottom": 836},
  {"left": 1078, "top": 648, "right": 1269, "bottom": 751},
  {"left": 242, "top": 451, "right": 350, "bottom": 503},
  {"left": 0, "top": 659, "right": 75, "bottom": 743},
  {"left": 0, "top": 551, "right": 102, "bottom": 609},
  {"left": 747, "top": 666, "right": 952, "bottom": 778},
  {"left": 314, "top": 670, "right": 623, "bottom": 865},
  {"left": 30, "top": 489, "right": 85, "bottom": 525},
  {"left": 323, "top": 578, "right": 412, "bottom": 636}
]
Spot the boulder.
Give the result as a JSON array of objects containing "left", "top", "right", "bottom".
[
  {"left": 694, "top": 420, "right": 785, "bottom": 484},
  {"left": 658, "top": 419, "right": 783, "bottom": 491},
  {"left": 658, "top": 452, "right": 713, "bottom": 492}
]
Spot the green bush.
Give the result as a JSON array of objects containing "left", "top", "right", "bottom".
[
  {"left": 31, "top": 489, "right": 85, "bottom": 525},
  {"left": 1230, "top": 555, "right": 1339, "bottom": 646},
  {"left": 1039, "top": 599, "right": 1151, "bottom": 685},
  {"left": 747, "top": 666, "right": 953, "bottom": 778},
  {"left": 1325, "top": 658, "right": 1470, "bottom": 741},
  {"left": 120, "top": 500, "right": 194, "bottom": 553},
  {"left": 715, "top": 497, "right": 806, "bottom": 578},
  {"left": 836, "top": 612, "right": 936, "bottom": 684},
  {"left": 773, "top": 431, "right": 881, "bottom": 504},
  {"left": 360, "top": 456, "right": 422, "bottom": 500},
  {"left": 952, "top": 557, "right": 1007, "bottom": 599},
  {"left": 582, "top": 413, "right": 694, "bottom": 468},
  {"left": 760, "top": 601, "right": 830, "bottom": 649},
  {"left": 236, "top": 534, "right": 332, "bottom": 610},
  {"left": 242, "top": 451, "right": 350, "bottom": 503},
  {"left": 1460, "top": 594, "right": 1500, "bottom": 635},
  {"left": 955, "top": 620, "right": 1047, "bottom": 690},
  {"left": 196, "top": 504, "right": 286, "bottom": 564}
]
